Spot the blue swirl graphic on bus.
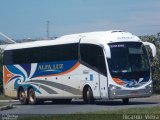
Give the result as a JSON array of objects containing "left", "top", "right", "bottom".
[
  {"left": 7, "top": 65, "right": 26, "bottom": 81},
  {"left": 19, "top": 64, "right": 31, "bottom": 77},
  {"left": 112, "top": 76, "right": 150, "bottom": 88},
  {"left": 4, "top": 60, "right": 80, "bottom": 95},
  {"left": 122, "top": 77, "right": 150, "bottom": 88},
  {"left": 31, "top": 60, "right": 78, "bottom": 78}
]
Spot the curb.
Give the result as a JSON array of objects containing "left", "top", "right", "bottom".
[
  {"left": 0, "top": 104, "right": 14, "bottom": 111},
  {"left": 0, "top": 100, "right": 19, "bottom": 103}
]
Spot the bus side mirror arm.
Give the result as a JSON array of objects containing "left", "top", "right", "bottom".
[{"left": 143, "top": 42, "right": 156, "bottom": 57}]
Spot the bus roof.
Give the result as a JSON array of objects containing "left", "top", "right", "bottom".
[{"left": 4, "top": 30, "right": 141, "bottom": 51}]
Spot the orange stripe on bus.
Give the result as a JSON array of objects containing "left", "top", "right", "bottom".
[
  {"left": 112, "top": 78, "right": 125, "bottom": 85},
  {"left": 3, "top": 66, "right": 14, "bottom": 85}
]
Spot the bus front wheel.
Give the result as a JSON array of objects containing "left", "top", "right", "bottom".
[
  {"left": 18, "top": 88, "right": 28, "bottom": 105},
  {"left": 83, "top": 87, "right": 94, "bottom": 104},
  {"left": 28, "top": 88, "right": 37, "bottom": 105}
]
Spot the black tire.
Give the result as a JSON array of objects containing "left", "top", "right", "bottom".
[
  {"left": 83, "top": 87, "right": 94, "bottom": 104},
  {"left": 18, "top": 88, "right": 28, "bottom": 105},
  {"left": 122, "top": 98, "right": 129, "bottom": 104},
  {"left": 28, "top": 88, "right": 37, "bottom": 105}
]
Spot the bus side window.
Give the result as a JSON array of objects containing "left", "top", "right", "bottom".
[
  {"left": 4, "top": 43, "right": 79, "bottom": 65},
  {"left": 80, "top": 44, "right": 107, "bottom": 76},
  {"left": 97, "top": 55, "right": 107, "bottom": 76}
]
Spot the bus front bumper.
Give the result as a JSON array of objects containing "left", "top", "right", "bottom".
[{"left": 108, "top": 84, "right": 153, "bottom": 99}]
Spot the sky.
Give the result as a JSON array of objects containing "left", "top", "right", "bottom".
[{"left": 0, "top": 0, "right": 160, "bottom": 40}]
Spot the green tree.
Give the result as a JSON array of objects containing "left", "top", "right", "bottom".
[
  {"left": 0, "top": 49, "right": 3, "bottom": 94},
  {"left": 140, "top": 35, "right": 160, "bottom": 94}
]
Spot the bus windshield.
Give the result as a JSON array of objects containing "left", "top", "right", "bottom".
[{"left": 108, "top": 42, "right": 150, "bottom": 79}]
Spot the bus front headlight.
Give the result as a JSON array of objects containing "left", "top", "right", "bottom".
[
  {"left": 145, "top": 83, "right": 153, "bottom": 93},
  {"left": 109, "top": 84, "right": 121, "bottom": 90},
  {"left": 146, "top": 83, "right": 153, "bottom": 88},
  {"left": 149, "top": 84, "right": 152, "bottom": 88}
]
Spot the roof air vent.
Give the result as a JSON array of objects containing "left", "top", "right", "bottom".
[{"left": 111, "top": 30, "right": 125, "bottom": 33}]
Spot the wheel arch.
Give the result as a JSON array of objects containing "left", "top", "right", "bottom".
[
  {"left": 27, "top": 86, "right": 34, "bottom": 94},
  {"left": 17, "top": 86, "right": 24, "bottom": 98},
  {"left": 82, "top": 84, "right": 95, "bottom": 104},
  {"left": 17, "top": 85, "right": 35, "bottom": 98},
  {"left": 82, "top": 84, "right": 92, "bottom": 97}
]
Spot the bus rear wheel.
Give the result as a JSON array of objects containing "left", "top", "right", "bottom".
[
  {"left": 18, "top": 88, "right": 28, "bottom": 105},
  {"left": 28, "top": 88, "right": 37, "bottom": 105},
  {"left": 83, "top": 87, "right": 94, "bottom": 104}
]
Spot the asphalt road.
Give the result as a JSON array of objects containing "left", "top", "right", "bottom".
[{"left": 0, "top": 95, "right": 160, "bottom": 115}]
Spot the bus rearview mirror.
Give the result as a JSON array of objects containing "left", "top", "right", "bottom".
[{"left": 143, "top": 42, "right": 156, "bottom": 57}]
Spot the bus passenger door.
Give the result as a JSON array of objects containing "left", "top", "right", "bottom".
[{"left": 98, "top": 55, "right": 108, "bottom": 99}]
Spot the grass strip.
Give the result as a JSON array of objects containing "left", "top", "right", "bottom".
[
  {"left": 0, "top": 95, "right": 12, "bottom": 100},
  {"left": 19, "top": 106, "right": 160, "bottom": 120}
]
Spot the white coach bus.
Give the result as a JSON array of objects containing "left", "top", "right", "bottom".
[{"left": 3, "top": 30, "right": 156, "bottom": 104}]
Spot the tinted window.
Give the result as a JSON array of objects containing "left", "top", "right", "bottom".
[
  {"left": 80, "top": 44, "right": 107, "bottom": 76},
  {"left": 108, "top": 42, "right": 150, "bottom": 79},
  {"left": 3, "top": 43, "right": 78, "bottom": 65}
]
